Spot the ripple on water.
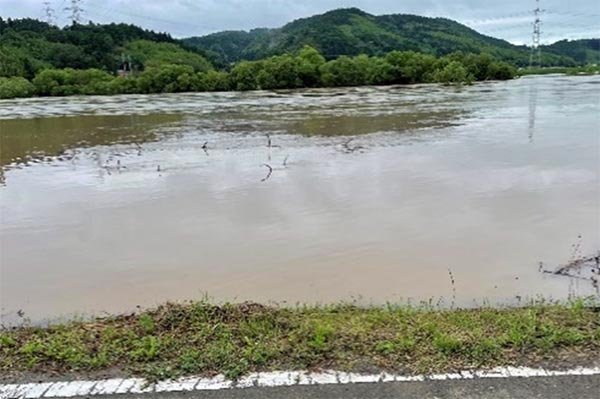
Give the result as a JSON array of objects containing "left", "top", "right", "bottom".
[{"left": 1, "top": 75, "right": 599, "bottom": 323}]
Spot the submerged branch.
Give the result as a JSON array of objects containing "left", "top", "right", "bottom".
[
  {"left": 341, "top": 138, "right": 365, "bottom": 153},
  {"left": 261, "top": 163, "right": 273, "bottom": 182},
  {"left": 555, "top": 254, "right": 600, "bottom": 276}
]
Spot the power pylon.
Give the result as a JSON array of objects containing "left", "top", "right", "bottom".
[
  {"left": 43, "top": 1, "right": 55, "bottom": 25},
  {"left": 65, "top": 0, "right": 84, "bottom": 24},
  {"left": 529, "top": 0, "right": 543, "bottom": 68}
]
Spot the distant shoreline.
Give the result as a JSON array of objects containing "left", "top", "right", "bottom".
[
  {"left": 2, "top": 64, "right": 598, "bottom": 102},
  {"left": 1, "top": 47, "right": 517, "bottom": 100},
  {"left": 518, "top": 65, "right": 600, "bottom": 76}
]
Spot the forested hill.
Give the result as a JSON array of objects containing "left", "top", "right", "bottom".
[
  {"left": 2, "top": 8, "right": 597, "bottom": 79},
  {"left": 0, "top": 18, "right": 212, "bottom": 79},
  {"left": 183, "top": 8, "right": 597, "bottom": 67},
  {"left": 543, "top": 39, "right": 600, "bottom": 65}
]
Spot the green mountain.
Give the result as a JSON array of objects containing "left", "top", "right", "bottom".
[
  {"left": 191, "top": 29, "right": 271, "bottom": 67},
  {"left": 3, "top": 8, "right": 597, "bottom": 80},
  {"left": 184, "top": 8, "right": 597, "bottom": 67},
  {"left": 0, "top": 18, "right": 212, "bottom": 79},
  {"left": 543, "top": 39, "right": 600, "bottom": 65}
]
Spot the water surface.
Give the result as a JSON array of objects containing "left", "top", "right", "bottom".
[{"left": 1, "top": 75, "right": 599, "bottom": 324}]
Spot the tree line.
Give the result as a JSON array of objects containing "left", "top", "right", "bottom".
[
  {"left": 0, "top": 46, "right": 517, "bottom": 99},
  {"left": 0, "top": 18, "right": 186, "bottom": 78}
]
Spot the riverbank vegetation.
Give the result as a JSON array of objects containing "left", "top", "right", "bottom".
[
  {"left": 1, "top": 15, "right": 597, "bottom": 100},
  {"left": 1, "top": 300, "right": 598, "bottom": 382},
  {"left": 0, "top": 46, "right": 517, "bottom": 99}
]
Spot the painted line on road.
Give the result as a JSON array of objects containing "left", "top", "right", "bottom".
[{"left": 1, "top": 366, "right": 599, "bottom": 398}]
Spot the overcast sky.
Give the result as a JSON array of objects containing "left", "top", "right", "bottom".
[{"left": 1, "top": 0, "right": 598, "bottom": 44}]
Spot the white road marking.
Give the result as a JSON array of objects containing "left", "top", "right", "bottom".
[
  {"left": 1, "top": 366, "right": 599, "bottom": 399},
  {"left": 20, "top": 382, "right": 53, "bottom": 399},
  {"left": 89, "top": 379, "right": 122, "bottom": 396},
  {"left": 155, "top": 377, "right": 199, "bottom": 393},
  {"left": 113, "top": 379, "right": 136, "bottom": 395}
]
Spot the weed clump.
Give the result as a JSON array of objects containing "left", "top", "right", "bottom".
[{"left": 1, "top": 300, "right": 599, "bottom": 382}]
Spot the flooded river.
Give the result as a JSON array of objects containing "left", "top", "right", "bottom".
[{"left": 1, "top": 75, "right": 599, "bottom": 324}]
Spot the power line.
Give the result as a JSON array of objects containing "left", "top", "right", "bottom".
[
  {"left": 42, "top": 1, "right": 56, "bottom": 25},
  {"left": 65, "top": 0, "right": 84, "bottom": 24},
  {"left": 84, "top": 2, "right": 223, "bottom": 33},
  {"left": 548, "top": 10, "right": 600, "bottom": 19},
  {"left": 462, "top": 11, "right": 533, "bottom": 26},
  {"left": 529, "top": 0, "right": 544, "bottom": 68},
  {"left": 83, "top": 2, "right": 200, "bottom": 36},
  {"left": 478, "top": 20, "right": 598, "bottom": 35}
]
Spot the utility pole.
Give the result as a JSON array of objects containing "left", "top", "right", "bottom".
[
  {"left": 65, "top": 0, "right": 84, "bottom": 24},
  {"left": 42, "top": 1, "right": 55, "bottom": 25},
  {"left": 529, "top": 0, "right": 543, "bottom": 68}
]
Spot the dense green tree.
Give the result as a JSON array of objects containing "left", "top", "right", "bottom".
[
  {"left": 108, "top": 76, "right": 139, "bottom": 94},
  {"left": 0, "top": 76, "right": 35, "bottom": 98},
  {"left": 6, "top": 44, "right": 518, "bottom": 99},
  {"left": 366, "top": 57, "right": 394, "bottom": 85},
  {"left": 385, "top": 51, "right": 437, "bottom": 83},
  {"left": 0, "top": 46, "right": 27, "bottom": 77},
  {"left": 123, "top": 40, "right": 212, "bottom": 72},
  {"left": 457, "top": 52, "right": 494, "bottom": 80},
  {"left": 257, "top": 54, "right": 302, "bottom": 89},
  {"left": 32, "top": 69, "right": 68, "bottom": 95},
  {"left": 487, "top": 61, "right": 517, "bottom": 80},
  {"left": 320, "top": 55, "right": 368, "bottom": 87},
  {"left": 196, "top": 71, "right": 231, "bottom": 91},
  {"left": 229, "top": 60, "right": 263, "bottom": 90},
  {"left": 0, "top": 18, "right": 212, "bottom": 78},
  {"left": 136, "top": 64, "right": 195, "bottom": 93},
  {"left": 32, "top": 68, "right": 113, "bottom": 96},
  {"left": 296, "top": 45, "right": 326, "bottom": 87},
  {"left": 434, "top": 61, "right": 473, "bottom": 85},
  {"left": 447, "top": 52, "right": 518, "bottom": 81},
  {"left": 46, "top": 43, "right": 93, "bottom": 70},
  {"left": 183, "top": 29, "right": 271, "bottom": 66}
]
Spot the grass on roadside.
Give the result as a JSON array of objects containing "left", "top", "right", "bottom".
[{"left": 1, "top": 299, "right": 599, "bottom": 382}]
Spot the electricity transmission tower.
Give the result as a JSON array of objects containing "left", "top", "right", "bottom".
[
  {"left": 529, "top": 0, "right": 543, "bottom": 68},
  {"left": 42, "top": 1, "right": 55, "bottom": 25},
  {"left": 65, "top": 0, "right": 84, "bottom": 24}
]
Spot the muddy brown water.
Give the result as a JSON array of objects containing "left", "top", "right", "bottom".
[{"left": 0, "top": 75, "right": 599, "bottom": 325}]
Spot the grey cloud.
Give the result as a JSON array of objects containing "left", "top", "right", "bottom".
[{"left": 1, "top": 0, "right": 598, "bottom": 43}]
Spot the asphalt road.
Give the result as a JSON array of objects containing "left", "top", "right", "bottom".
[{"left": 69, "top": 375, "right": 599, "bottom": 399}]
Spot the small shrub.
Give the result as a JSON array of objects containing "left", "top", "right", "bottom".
[
  {"left": 130, "top": 336, "right": 161, "bottom": 361},
  {"left": 309, "top": 323, "right": 335, "bottom": 351},
  {"left": 434, "top": 61, "right": 473, "bottom": 85},
  {"left": 138, "top": 314, "right": 156, "bottom": 335},
  {"left": 0, "top": 77, "right": 36, "bottom": 99},
  {"left": 433, "top": 333, "right": 463, "bottom": 355}
]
